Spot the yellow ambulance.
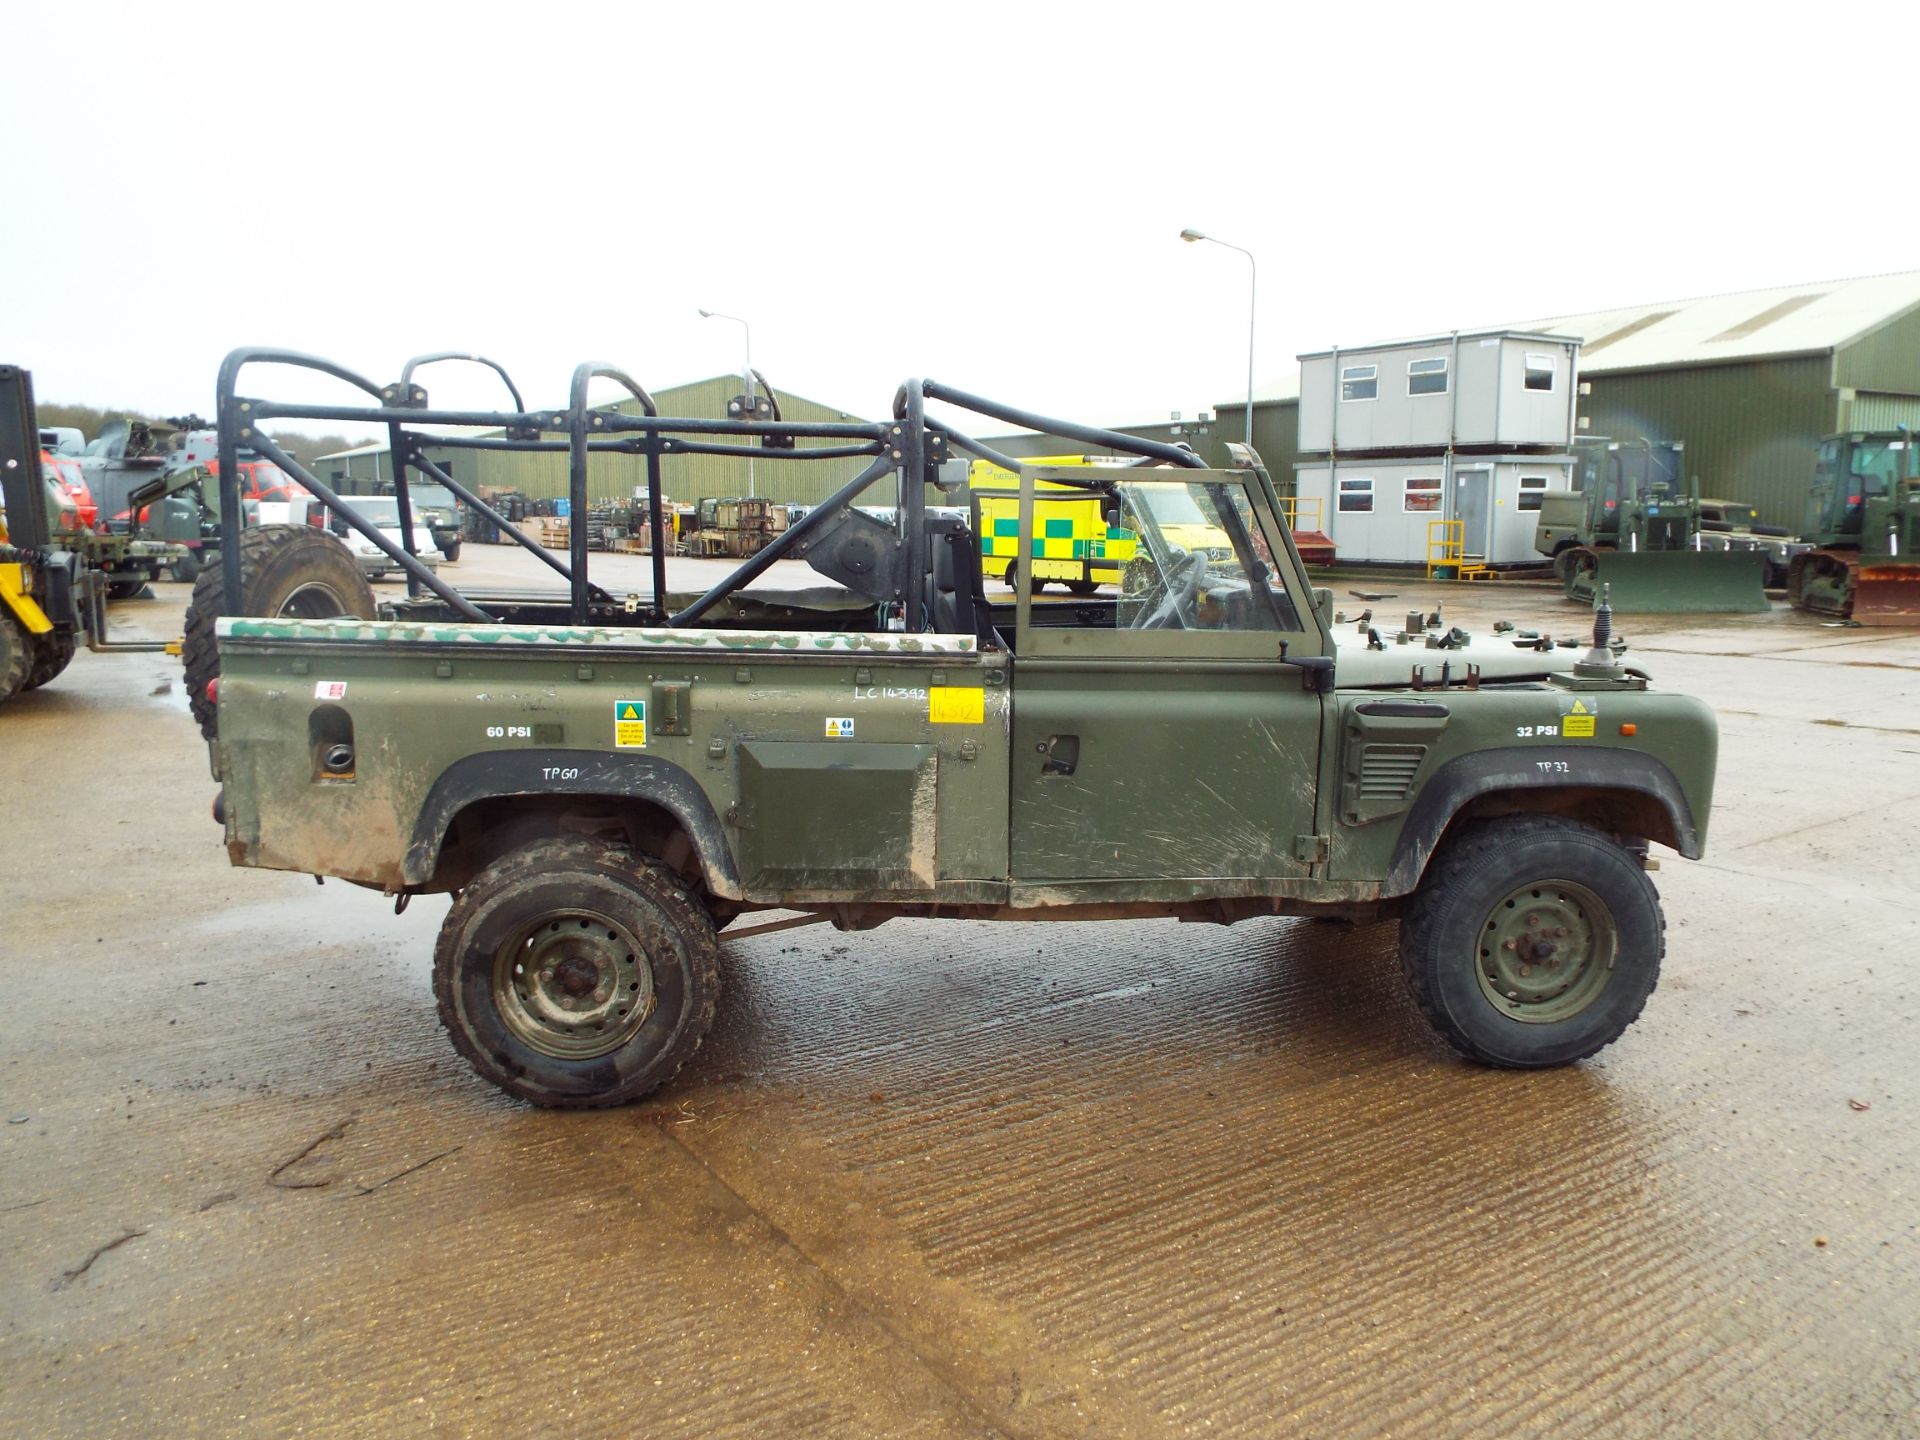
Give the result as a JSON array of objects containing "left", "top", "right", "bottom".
[{"left": 967, "top": 455, "right": 1139, "bottom": 595}]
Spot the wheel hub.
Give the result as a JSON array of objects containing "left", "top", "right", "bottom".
[
  {"left": 494, "top": 911, "right": 657, "bottom": 1059},
  {"left": 1476, "top": 880, "right": 1617, "bottom": 1025}
]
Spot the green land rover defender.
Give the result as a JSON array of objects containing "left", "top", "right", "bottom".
[{"left": 181, "top": 350, "right": 1718, "bottom": 1108}]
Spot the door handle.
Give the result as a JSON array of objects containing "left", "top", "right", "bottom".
[{"left": 1038, "top": 733, "right": 1080, "bottom": 777}]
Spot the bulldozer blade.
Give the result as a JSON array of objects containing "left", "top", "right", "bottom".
[
  {"left": 1850, "top": 564, "right": 1920, "bottom": 627},
  {"left": 1565, "top": 549, "right": 1771, "bottom": 613}
]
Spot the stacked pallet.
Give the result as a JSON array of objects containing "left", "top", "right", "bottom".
[{"left": 528, "top": 516, "right": 571, "bottom": 549}]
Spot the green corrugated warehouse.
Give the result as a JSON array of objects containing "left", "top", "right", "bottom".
[
  {"left": 1221, "top": 271, "right": 1920, "bottom": 529},
  {"left": 312, "top": 375, "right": 875, "bottom": 509}
]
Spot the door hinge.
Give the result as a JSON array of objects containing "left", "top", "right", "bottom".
[{"left": 1293, "top": 834, "right": 1330, "bottom": 865}]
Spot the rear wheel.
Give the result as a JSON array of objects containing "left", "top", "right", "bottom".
[
  {"left": 169, "top": 550, "right": 202, "bottom": 584},
  {"left": 1066, "top": 579, "right": 1099, "bottom": 597},
  {"left": 105, "top": 578, "right": 150, "bottom": 601},
  {"left": 1004, "top": 562, "right": 1044, "bottom": 594},
  {"left": 433, "top": 837, "right": 721, "bottom": 1108},
  {"left": 1398, "top": 817, "right": 1663, "bottom": 1067},
  {"left": 182, "top": 525, "right": 377, "bottom": 740}
]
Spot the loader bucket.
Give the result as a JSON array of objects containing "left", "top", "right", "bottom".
[
  {"left": 1850, "top": 563, "right": 1920, "bottom": 627},
  {"left": 1565, "top": 549, "right": 1770, "bottom": 613}
]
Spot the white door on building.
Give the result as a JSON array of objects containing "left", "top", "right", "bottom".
[{"left": 1454, "top": 466, "right": 1493, "bottom": 558}]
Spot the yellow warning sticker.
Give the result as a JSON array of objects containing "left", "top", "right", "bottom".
[
  {"left": 929, "top": 687, "right": 985, "bottom": 724},
  {"left": 1562, "top": 697, "right": 1596, "bottom": 739},
  {"left": 614, "top": 699, "right": 647, "bottom": 748}
]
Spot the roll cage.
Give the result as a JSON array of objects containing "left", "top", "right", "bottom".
[{"left": 211, "top": 349, "right": 1235, "bottom": 637}]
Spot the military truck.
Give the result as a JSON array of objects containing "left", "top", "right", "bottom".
[
  {"left": 1533, "top": 438, "right": 1767, "bottom": 612},
  {"left": 187, "top": 348, "right": 1719, "bottom": 1109},
  {"left": 1787, "top": 431, "right": 1920, "bottom": 625}
]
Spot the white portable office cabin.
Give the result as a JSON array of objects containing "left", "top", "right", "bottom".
[
  {"left": 1294, "top": 454, "right": 1576, "bottom": 565},
  {"left": 1297, "top": 330, "right": 1581, "bottom": 454}
]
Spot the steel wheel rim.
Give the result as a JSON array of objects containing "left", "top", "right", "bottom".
[
  {"left": 277, "top": 580, "right": 353, "bottom": 618},
  {"left": 492, "top": 909, "right": 658, "bottom": 1059},
  {"left": 1475, "top": 878, "right": 1617, "bottom": 1025}
]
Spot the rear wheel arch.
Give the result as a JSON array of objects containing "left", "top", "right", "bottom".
[{"left": 407, "top": 750, "right": 740, "bottom": 904}]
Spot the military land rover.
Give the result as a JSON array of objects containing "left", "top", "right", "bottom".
[{"left": 149, "top": 349, "right": 1717, "bottom": 1107}]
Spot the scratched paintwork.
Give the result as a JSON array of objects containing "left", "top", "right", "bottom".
[
  {"left": 210, "top": 471, "right": 1718, "bottom": 922},
  {"left": 219, "top": 616, "right": 978, "bottom": 655}
]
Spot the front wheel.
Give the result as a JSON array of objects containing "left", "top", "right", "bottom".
[
  {"left": 1398, "top": 817, "right": 1663, "bottom": 1067},
  {"left": 0, "top": 608, "right": 30, "bottom": 706},
  {"left": 438, "top": 538, "right": 462, "bottom": 564},
  {"left": 23, "top": 631, "right": 77, "bottom": 691},
  {"left": 433, "top": 838, "right": 721, "bottom": 1108}
]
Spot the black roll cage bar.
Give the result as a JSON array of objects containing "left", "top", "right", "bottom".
[{"left": 213, "top": 349, "right": 1207, "bottom": 632}]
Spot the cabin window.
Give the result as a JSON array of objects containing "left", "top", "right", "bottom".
[
  {"left": 1340, "top": 365, "right": 1378, "bottom": 402},
  {"left": 1517, "top": 475, "right": 1549, "bottom": 511},
  {"left": 1403, "top": 477, "right": 1443, "bottom": 513},
  {"left": 1524, "top": 354, "right": 1556, "bottom": 392},
  {"left": 1407, "top": 357, "right": 1448, "bottom": 396},
  {"left": 1337, "top": 477, "right": 1374, "bottom": 513}
]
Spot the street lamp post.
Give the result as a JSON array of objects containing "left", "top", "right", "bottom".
[
  {"left": 1179, "top": 228, "right": 1256, "bottom": 447},
  {"left": 699, "top": 308, "right": 755, "bottom": 497}
]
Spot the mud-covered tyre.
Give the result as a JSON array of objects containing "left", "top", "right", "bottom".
[
  {"left": 433, "top": 837, "right": 721, "bottom": 1108},
  {"left": 0, "top": 608, "right": 30, "bottom": 706},
  {"left": 182, "top": 524, "right": 376, "bottom": 741},
  {"left": 23, "top": 631, "right": 77, "bottom": 691},
  {"left": 1398, "top": 817, "right": 1663, "bottom": 1068}
]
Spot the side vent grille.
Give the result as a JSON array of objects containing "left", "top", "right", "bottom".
[{"left": 1359, "top": 744, "right": 1426, "bottom": 800}]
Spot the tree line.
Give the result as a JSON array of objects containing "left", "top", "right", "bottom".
[{"left": 36, "top": 400, "right": 358, "bottom": 467}]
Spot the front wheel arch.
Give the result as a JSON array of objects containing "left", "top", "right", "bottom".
[{"left": 1382, "top": 748, "right": 1699, "bottom": 897}]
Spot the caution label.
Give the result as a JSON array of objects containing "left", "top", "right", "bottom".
[
  {"left": 825, "top": 717, "right": 855, "bottom": 739},
  {"left": 1562, "top": 697, "right": 1597, "bottom": 739},
  {"left": 614, "top": 699, "right": 647, "bottom": 748},
  {"left": 928, "top": 686, "right": 985, "bottom": 724}
]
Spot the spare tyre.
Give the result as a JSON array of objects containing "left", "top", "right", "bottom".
[{"left": 182, "top": 525, "right": 376, "bottom": 740}]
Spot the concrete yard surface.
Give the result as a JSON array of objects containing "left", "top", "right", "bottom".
[{"left": 1, "top": 557, "right": 1917, "bottom": 1438}]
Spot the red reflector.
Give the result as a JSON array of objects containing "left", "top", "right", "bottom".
[{"left": 206, "top": 676, "right": 220, "bottom": 706}]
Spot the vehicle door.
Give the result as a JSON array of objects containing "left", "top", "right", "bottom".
[{"left": 1006, "top": 469, "right": 1328, "bottom": 891}]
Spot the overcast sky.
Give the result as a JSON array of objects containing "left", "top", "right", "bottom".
[{"left": 7, "top": 1, "right": 1916, "bottom": 441}]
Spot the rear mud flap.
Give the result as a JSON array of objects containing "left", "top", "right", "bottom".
[
  {"left": 1850, "top": 564, "right": 1920, "bottom": 627},
  {"left": 1566, "top": 550, "right": 1770, "bottom": 613}
]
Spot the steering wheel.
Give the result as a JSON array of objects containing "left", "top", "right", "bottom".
[{"left": 1132, "top": 549, "right": 1209, "bottom": 630}]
